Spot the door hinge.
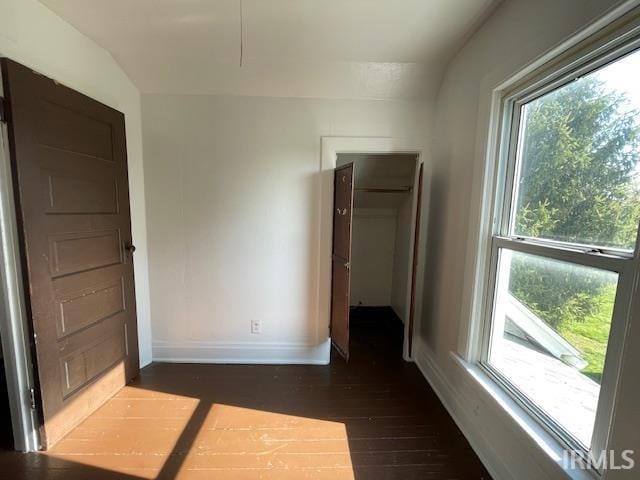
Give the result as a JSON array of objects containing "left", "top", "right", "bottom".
[
  {"left": 28, "top": 388, "right": 36, "bottom": 410},
  {"left": 0, "top": 97, "right": 6, "bottom": 123}
]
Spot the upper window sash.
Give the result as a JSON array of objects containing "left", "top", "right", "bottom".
[
  {"left": 493, "top": 31, "right": 640, "bottom": 249},
  {"left": 495, "top": 55, "right": 640, "bottom": 254}
]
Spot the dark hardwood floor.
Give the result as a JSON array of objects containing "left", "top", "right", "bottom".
[{"left": 0, "top": 312, "right": 491, "bottom": 479}]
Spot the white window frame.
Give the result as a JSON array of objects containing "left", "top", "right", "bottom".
[{"left": 476, "top": 10, "right": 640, "bottom": 466}]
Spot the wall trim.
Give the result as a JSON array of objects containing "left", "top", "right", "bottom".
[
  {"left": 0, "top": 79, "right": 39, "bottom": 452},
  {"left": 413, "top": 340, "right": 511, "bottom": 480},
  {"left": 153, "top": 339, "right": 331, "bottom": 365}
]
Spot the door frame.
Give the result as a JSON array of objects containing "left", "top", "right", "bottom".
[
  {"left": 0, "top": 74, "right": 39, "bottom": 452},
  {"left": 320, "top": 137, "right": 430, "bottom": 361}
]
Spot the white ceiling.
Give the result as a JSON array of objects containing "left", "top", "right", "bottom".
[{"left": 39, "top": 0, "right": 497, "bottom": 99}]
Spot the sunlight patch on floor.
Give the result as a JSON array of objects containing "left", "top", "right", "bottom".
[
  {"left": 44, "top": 389, "right": 355, "bottom": 479},
  {"left": 178, "top": 403, "right": 354, "bottom": 478},
  {"left": 45, "top": 386, "right": 199, "bottom": 479}
]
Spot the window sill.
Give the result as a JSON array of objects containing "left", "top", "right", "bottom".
[{"left": 450, "top": 351, "right": 600, "bottom": 480}]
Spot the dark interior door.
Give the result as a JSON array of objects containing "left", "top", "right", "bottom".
[
  {"left": 407, "top": 162, "right": 423, "bottom": 357},
  {"left": 1, "top": 59, "right": 139, "bottom": 448},
  {"left": 330, "top": 163, "right": 354, "bottom": 360}
]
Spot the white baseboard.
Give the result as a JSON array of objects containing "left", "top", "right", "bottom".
[
  {"left": 413, "top": 339, "right": 512, "bottom": 480},
  {"left": 152, "top": 338, "right": 331, "bottom": 365}
]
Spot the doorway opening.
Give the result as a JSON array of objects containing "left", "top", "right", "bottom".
[{"left": 331, "top": 152, "right": 421, "bottom": 362}]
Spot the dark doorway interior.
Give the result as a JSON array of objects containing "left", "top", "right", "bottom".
[
  {"left": 0, "top": 342, "right": 14, "bottom": 450},
  {"left": 349, "top": 306, "right": 404, "bottom": 362}
]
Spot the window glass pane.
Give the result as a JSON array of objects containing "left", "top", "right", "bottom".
[
  {"left": 512, "top": 49, "right": 640, "bottom": 250},
  {"left": 487, "top": 249, "right": 617, "bottom": 447}
]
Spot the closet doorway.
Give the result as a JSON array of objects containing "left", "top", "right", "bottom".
[{"left": 330, "top": 153, "right": 423, "bottom": 361}]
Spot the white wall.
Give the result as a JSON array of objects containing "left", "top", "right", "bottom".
[
  {"left": 418, "top": 1, "right": 638, "bottom": 479},
  {"left": 142, "top": 94, "right": 431, "bottom": 363},
  {"left": 391, "top": 194, "right": 414, "bottom": 321},
  {"left": 350, "top": 209, "right": 396, "bottom": 307},
  {"left": 0, "top": 0, "right": 152, "bottom": 366}
]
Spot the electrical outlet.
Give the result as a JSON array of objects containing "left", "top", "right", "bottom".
[{"left": 251, "top": 319, "right": 261, "bottom": 334}]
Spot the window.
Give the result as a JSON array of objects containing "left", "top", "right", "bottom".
[{"left": 481, "top": 37, "right": 640, "bottom": 456}]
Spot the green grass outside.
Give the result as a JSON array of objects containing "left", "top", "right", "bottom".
[{"left": 555, "top": 285, "right": 615, "bottom": 384}]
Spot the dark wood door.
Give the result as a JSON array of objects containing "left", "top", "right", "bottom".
[
  {"left": 330, "top": 163, "right": 354, "bottom": 360},
  {"left": 407, "top": 162, "right": 423, "bottom": 357},
  {"left": 1, "top": 59, "right": 139, "bottom": 448}
]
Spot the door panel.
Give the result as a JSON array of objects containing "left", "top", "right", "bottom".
[
  {"left": 46, "top": 174, "right": 119, "bottom": 215},
  {"left": 330, "top": 163, "right": 354, "bottom": 360},
  {"left": 56, "top": 278, "right": 126, "bottom": 338},
  {"left": 1, "top": 58, "right": 139, "bottom": 448},
  {"left": 330, "top": 260, "right": 350, "bottom": 358}
]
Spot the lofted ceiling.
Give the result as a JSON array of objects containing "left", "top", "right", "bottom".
[{"left": 39, "top": 0, "right": 498, "bottom": 99}]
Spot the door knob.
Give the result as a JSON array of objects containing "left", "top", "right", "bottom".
[{"left": 124, "top": 243, "right": 136, "bottom": 253}]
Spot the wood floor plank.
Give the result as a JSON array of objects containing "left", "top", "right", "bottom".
[{"left": 0, "top": 315, "right": 491, "bottom": 479}]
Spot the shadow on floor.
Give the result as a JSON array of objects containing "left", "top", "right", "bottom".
[{"left": 0, "top": 308, "right": 491, "bottom": 480}]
